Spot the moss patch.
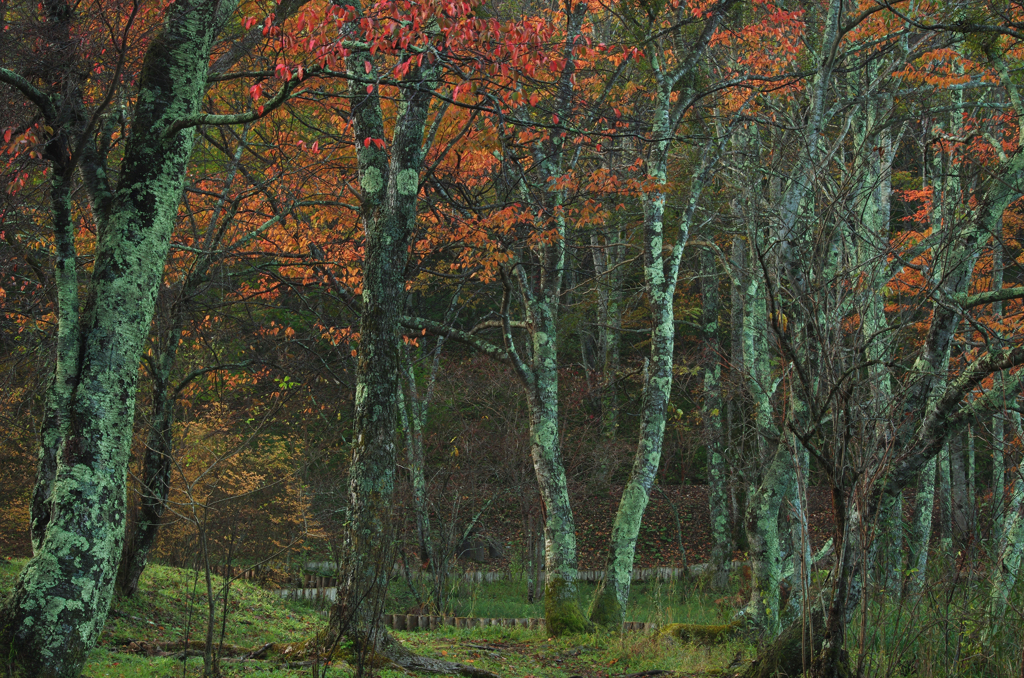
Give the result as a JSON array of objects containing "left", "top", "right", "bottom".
[
  {"left": 659, "top": 620, "right": 745, "bottom": 645},
  {"left": 544, "top": 578, "right": 593, "bottom": 636}
]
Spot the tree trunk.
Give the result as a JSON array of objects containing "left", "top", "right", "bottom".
[
  {"left": 399, "top": 351, "right": 434, "bottom": 571},
  {"left": 0, "top": 2, "right": 236, "bottom": 674},
  {"left": 116, "top": 362, "right": 175, "bottom": 598},
  {"left": 987, "top": 478, "right": 1024, "bottom": 639},
  {"left": 589, "top": 284, "right": 675, "bottom": 627},
  {"left": 29, "top": 173, "right": 79, "bottom": 554},
  {"left": 700, "top": 249, "right": 730, "bottom": 591},
  {"left": 938, "top": 440, "right": 953, "bottom": 561},
  {"left": 906, "top": 454, "right": 938, "bottom": 595},
  {"left": 740, "top": 245, "right": 788, "bottom": 635},
  {"left": 527, "top": 305, "right": 591, "bottom": 636},
  {"left": 326, "top": 18, "right": 438, "bottom": 667},
  {"left": 992, "top": 242, "right": 1006, "bottom": 549}
]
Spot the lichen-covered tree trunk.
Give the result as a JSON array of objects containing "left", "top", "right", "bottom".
[
  {"left": 740, "top": 255, "right": 789, "bottom": 635},
  {"left": 743, "top": 451, "right": 791, "bottom": 636},
  {"left": 938, "top": 442, "right": 953, "bottom": 560},
  {"left": 700, "top": 249, "right": 730, "bottom": 591},
  {"left": 327, "top": 20, "right": 438, "bottom": 660},
  {"left": 524, "top": 303, "right": 590, "bottom": 635},
  {"left": 987, "top": 475, "right": 1024, "bottom": 638},
  {"left": 589, "top": 283, "right": 674, "bottom": 627},
  {"left": 116, "top": 135, "right": 252, "bottom": 598},
  {"left": 587, "top": 3, "right": 732, "bottom": 618},
  {"left": 22, "top": 0, "right": 84, "bottom": 553},
  {"left": 906, "top": 454, "right": 937, "bottom": 595},
  {"left": 727, "top": 238, "right": 747, "bottom": 551},
  {"left": 29, "top": 172, "right": 80, "bottom": 554},
  {"left": 992, "top": 242, "right": 1007, "bottom": 549},
  {"left": 0, "top": 1, "right": 236, "bottom": 674},
  {"left": 588, "top": 104, "right": 710, "bottom": 629}
]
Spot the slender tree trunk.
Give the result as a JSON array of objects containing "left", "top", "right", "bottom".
[
  {"left": 740, "top": 254, "right": 789, "bottom": 635},
  {"left": 906, "top": 454, "right": 938, "bottom": 595},
  {"left": 967, "top": 424, "right": 976, "bottom": 547},
  {"left": 526, "top": 302, "right": 591, "bottom": 635},
  {"left": 588, "top": 90, "right": 716, "bottom": 627},
  {"left": 985, "top": 474, "right": 1024, "bottom": 641},
  {"left": 116, "top": 352, "right": 176, "bottom": 598},
  {"left": 29, "top": 173, "right": 79, "bottom": 554},
  {"left": 399, "top": 351, "right": 434, "bottom": 570},
  {"left": 992, "top": 241, "right": 1006, "bottom": 549},
  {"left": 700, "top": 249, "right": 730, "bottom": 591},
  {"left": 938, "top": 441, "right": 953, "bottom": 561},
  {"left": 589, "top": 284, "right": 675, "bottom": 627},
  {"left": 0, "top": 2, "right": 236, "bottom": 674},
  {"left": 728, "top": 237, "right": 747, "bottom": 552}
]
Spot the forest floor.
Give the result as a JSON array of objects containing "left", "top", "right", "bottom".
[{"left": 0, "top": 559, "right": 754, "bottom": 678}]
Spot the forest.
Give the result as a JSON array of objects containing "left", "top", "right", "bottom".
[{"left": 2, "top": 0, "right": 1024, "bottom": 676}]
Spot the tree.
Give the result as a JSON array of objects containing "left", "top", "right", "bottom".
[{"left": 0, "top": 0, "right": 261, "bottom": 672}]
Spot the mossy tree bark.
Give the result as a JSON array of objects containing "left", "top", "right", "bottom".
[
  {"left": 518, "top": 4, "right": 589, "bottom": 635},
  {"left": 15, "top": 0, "right": 84, "bottom": 557},
  {"left": 587, "top": 0, "right": 735, "bottom": 629},
  {"left": 991, "top": 240, "right": 1007, "bottom": 549},
  {"left": 738, "top": 231, "right": 789, "bottom": 636},
  {"left": 701, "top": 249, "right": 730, "bottom": 591},
  {"left": 325, "top": 7, "right": 440, "bottom": 661},
  {"left": 115, "top": 339, "right": 177, "bottom": 599},
  {"left": 0, "top": 0, "right": 239, "bottom": 674},
  {"left": 847, "top": 88, "right": 903, "bottom": 590}
]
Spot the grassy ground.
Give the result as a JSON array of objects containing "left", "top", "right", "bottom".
[
  {"left": 0, "top": 559, "right": 751, "bottom": 678},
  {"left": 387, "top": 574, "right": 735, "bottom": 625},
  {"left": 4, "top": 557, "right": 1020, "bottom": 677}
]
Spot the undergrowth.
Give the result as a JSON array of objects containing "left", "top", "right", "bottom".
[{"left": 3, "top": 558, "right": 1022, "bottom": 676}]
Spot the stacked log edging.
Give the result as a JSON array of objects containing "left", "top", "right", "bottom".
[
  {"left": 299, "top": 562, "right": 734, "bottom": 583},
  {"left": 382, "top": 614, "right": 659, "bottom": 633},
  {"left": 207, "top": 563, "right": 280, "bottom": 585},
  {"left": 276, "top": 563, "right": 748, "bottom": 601}
]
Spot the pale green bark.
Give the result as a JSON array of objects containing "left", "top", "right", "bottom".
[
  {"left": 740, "top": 253, "right": 788, "bottom": 635},
  {"left": 588, "top": 3, "right": 734, "bottom": 627},
  {"left": 938, "top": 443, "right": 953, "bottom": 558},
  {"left": 327, "top": 13, "right": 440, "bottom": 662},
  {"left": 494, "top": 2, "right": 590, "bottom": 636},
  {"left": 967, "top": 425, "right": 976, "bottom": 541},
  {"left": 907, "top": 455, "right": 938, "bottom": 594},
  {"left": 0, "top": 1, "right": 238, "bottom": 674},
  {"left": 985, "top": 474, "right": 1024, "bottom": 641},
  {"left": 399, "top": 350, "right": 434, "bottom": 570},
  {"left": 701, "top": 249, "right": 730, "bottom": 591},
  {"left": 30, "top": 173, "right": 80, "bottom": 554}
]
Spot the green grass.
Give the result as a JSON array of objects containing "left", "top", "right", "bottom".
[
  {"left": 1, "top": 560, "right": 752, "bottom": 677},
  {"left": 387, "top": 574, "right": 735, "bottom": 625},
  {"left": 8, "top": 557, "right": 1020, "bottom": 677}
]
